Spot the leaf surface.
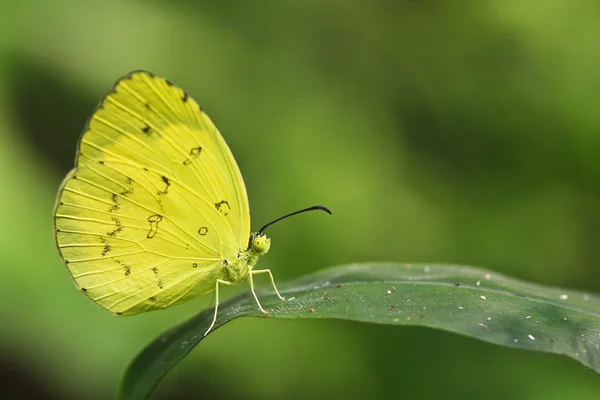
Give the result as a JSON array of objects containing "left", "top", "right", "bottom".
[{"left": 119, "top": 263, "right": 600, "bottom": 400}]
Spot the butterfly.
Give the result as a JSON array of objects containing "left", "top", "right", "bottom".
[{"left": 53, "top": 71, "right": 331, "bottom": 335}]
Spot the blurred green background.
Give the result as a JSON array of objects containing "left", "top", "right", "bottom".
[{"left": 1, "top": 1, "right": 600, "bottom": 399}]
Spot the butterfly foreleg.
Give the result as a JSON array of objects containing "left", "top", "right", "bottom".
[
  {"left": 204, "top": 279, "right": 234, "bottom": 337},
  {"left": 247, "top": 268, "right": 269, "bottom": 314},
  {"left": 250, "top": 269, "right": 285, "bottom": 301}
]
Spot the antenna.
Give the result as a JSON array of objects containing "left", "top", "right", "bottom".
[{"left": 258, "top": 205, "right": 332, "bottom": 234}]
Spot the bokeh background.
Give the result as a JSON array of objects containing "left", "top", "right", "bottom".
[{"left": 1, "top": 1, "right": 600, "bottom": 399}]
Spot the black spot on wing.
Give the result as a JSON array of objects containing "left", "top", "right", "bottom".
[
  {"left": 108, "top": 193, "right": 120, "bottom": 213},
  {"left": 147, "top": 214, "right": 163, "bottom": 238},
  {"left": 158, "top": 175, "right": 170, "bottom": 195},
  {"left": 101, "top": 243, "right": 111, "bottom": 257},
  {"left": 119, "top": 177, "right": 133, "bottom": 196},
  {"left": 148, "top": 214, "right": 162, "bottom": 222},
  {"left": 215, "top": 200, "right": 231, "bottom": 216},
  {"left": 151, "top": 267, "right": 164, "bottom": 289},
  {"left": 107, "top": 217, "right": 123, "bottom": 237},
  {"left": 114, "top": 259, "right": 131, "bottom": 276},
  {"left": 183, "top": 146, "right": 202, "bottom": 165}
]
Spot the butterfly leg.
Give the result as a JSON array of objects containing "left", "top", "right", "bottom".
[
  {"left": 248, "top": 268, "right": 269, "bottom": 314},
  {"left": 204, "top": 279, "right": 233, "bottom": 337},
  {"left": 251, "top": 269, "right": 285, "bottom": 301}
]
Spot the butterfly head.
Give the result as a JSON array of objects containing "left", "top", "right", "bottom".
[{"left": 249, "top": 232, "right": 271, "bottom": 255}]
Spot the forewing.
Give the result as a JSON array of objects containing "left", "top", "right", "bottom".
[{"left": 54, "top": 71, "right": 250, "bottom": 314}]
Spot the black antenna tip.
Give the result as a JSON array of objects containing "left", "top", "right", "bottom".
[{"left": 315, "top": 205, "right": 332, "bottom": 215}]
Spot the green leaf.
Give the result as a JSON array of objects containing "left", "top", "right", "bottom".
[{"left": 118, "top": 263, "right": 600, "bottom": 400}]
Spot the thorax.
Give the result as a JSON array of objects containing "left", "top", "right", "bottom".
[{"left": 222, "top": 249, "right": 259, "bottom": 283}]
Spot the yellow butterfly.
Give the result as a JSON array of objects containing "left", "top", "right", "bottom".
[{"left": 53, "top": 71, "right": 331, "bottom": 335}]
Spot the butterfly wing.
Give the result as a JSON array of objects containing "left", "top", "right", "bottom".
[{"left": 54, "top": 71, "right": 250, "bottom": 314}]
